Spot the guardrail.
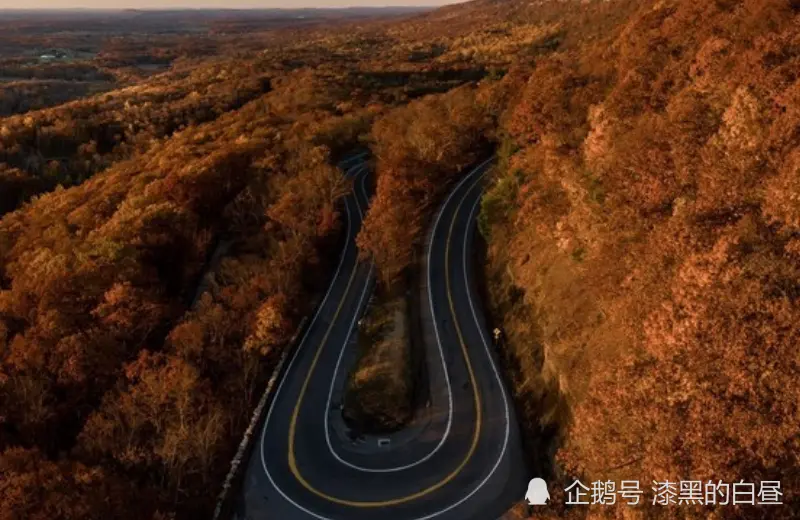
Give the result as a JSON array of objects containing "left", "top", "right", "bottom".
[
  {"left": 211, "top": 313, "right": 311, "bottom": 520},
  {"left": 213, "top": 155, "right": 363, "bottom": 519}
]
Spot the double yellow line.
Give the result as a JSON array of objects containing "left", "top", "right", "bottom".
[{"left": 286, "top": 171, "right": 486, "bottom": 508}]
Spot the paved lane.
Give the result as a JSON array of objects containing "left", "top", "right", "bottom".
[{"left": 236, "top": 159, "right": 527, "bottom": 520}]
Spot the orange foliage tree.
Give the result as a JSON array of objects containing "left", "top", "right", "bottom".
[{"left": 358, "top": 85, "right": 499, "bottom": 287}]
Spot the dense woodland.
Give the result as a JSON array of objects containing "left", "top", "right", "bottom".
[
  {"left": 0, "top": 71, "right": 354, "bottom": 518},
  {"left": 0, "top": 9, "right": 423, "bottom": 120},
  {"left": 0, "top": 6, "right": 504, "bottom": 519},
  {"left": 482, "top": 2, "right": 800, "bottom": 518},
  {"left": 1, "top": 1, "right": 799, "bottom": 519},
  {"left": 358, "top": 0, "right": 800, "bottom": 519}
]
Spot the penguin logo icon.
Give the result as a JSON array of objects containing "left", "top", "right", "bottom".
[{"left": 525, "top": 478, "right": 550, "bottom": 505}]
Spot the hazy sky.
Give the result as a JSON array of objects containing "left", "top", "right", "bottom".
[{"left": 0, "top": 0, "right": 465, "bottom": 8}]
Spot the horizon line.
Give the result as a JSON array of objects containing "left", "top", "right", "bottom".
[{"left": 0, "top": 6, "right": 437, "bottom": 10}]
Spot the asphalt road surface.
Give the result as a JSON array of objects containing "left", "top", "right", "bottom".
[{"left": 236, "top": 158, "right": 527, "bottom": 520}]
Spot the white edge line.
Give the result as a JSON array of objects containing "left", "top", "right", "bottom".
[
  {"left": 379, "top": 168, "right": 512, "bottom": 520},
  {"left": 259, "top": 163, "right": 362, "bottom": 518},
  {"left": 339, "top": 152, "right": 368, "bottom": 169},
  {"left": 261, "top": 159, "right": 511, "bottom": 520},
  {"left": 323, "top": 157, "right": 492, "bottom": 472},
  {"left": 412, "top": 174, "right": 512, "bottom": 519},
  {"left": 323, "top": 164, "right": 396, "bottom": 470}
]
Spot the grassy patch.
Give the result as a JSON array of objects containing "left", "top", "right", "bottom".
[{"left": 343, "top": 294, "right": 413, "bottom": 433}]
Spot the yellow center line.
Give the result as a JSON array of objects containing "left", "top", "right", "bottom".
[{"left": 286, "top": 174, "right": 484, "bottom": 508}]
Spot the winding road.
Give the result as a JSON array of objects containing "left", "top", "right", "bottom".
[{"left": 236, "top": 158, "right": 527, "bottom": 520}]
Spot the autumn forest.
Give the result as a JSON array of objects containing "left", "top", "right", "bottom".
[{"left": 1, "top": 1, "right": 799, "bottom": 519}]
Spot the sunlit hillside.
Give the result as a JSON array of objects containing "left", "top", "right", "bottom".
[{"left": 1, "top": 1, "right": 799, "bottom": 519}]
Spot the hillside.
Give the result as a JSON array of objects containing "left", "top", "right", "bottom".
[
  {"left": 483, "top": 0, "right": 800, "bottom": 504},
  {"left": 358, "top": 0, "right": 800, "bottom": 518},
  {"left": 0, "top": 9, "right": 492, "bottom": 519},
  {"left": 1, "top": 1, "right": 799, "bottom": 519}
]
